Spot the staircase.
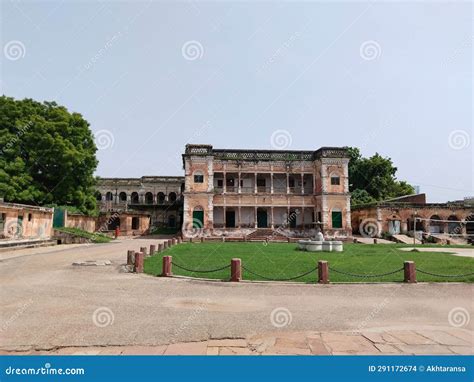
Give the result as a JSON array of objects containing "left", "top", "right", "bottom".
[
  {"left": 392, "top": 234, "right": 421, "bottom": 245},
  {"left": 245, "top": 229, "right": 288, "bottom": 242}
]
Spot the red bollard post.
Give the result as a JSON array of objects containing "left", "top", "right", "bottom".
[
  {"left": 127, "top": 250, "right": 135, "bottom": 265},
  {"left": 172, "top": 238, "right": 177, "bottom": 245},
  {"left": 140, "top": 246, "right": 148, "bottom": 257},
  {"left": 168, "top": 239, "right": 172, "bottom": 247},
  {"left": 134, "top": 252, "right": 144, "bottom": 273},
  {"left": 231, "top": 258, "right": 242, "bottom": 282},
  {"left": 163, "top": 241, "right": 168, "bottom": 249},
  {"left": 201, "top": 237, "right": 204, "bottom": 243},
  {"left": 404, "top": 261, "right": 417, "bottom": 283},
  {"left": 158, "top": 243, "right": 163, "bottom": 253},
  {"left": 177, "top": 237, "right": 182, "bottom": 244},
  {"left": 149, "top": 244, "right": 156, "bottom": 256},
  {"left": 162, "top": 256, "right": 172, "bottom": 277},
  {"left": 318, "top": 261, "right": 329, "bottom": 284}
]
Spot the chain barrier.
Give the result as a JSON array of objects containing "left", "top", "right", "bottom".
[
  {"left": 171, "top": 262, "right": 230, "bottom": 273},
  {"left": 328, "top": 267, "right": 404, "bottom": 278},
  {"left": 416, "top": 269, "right": 474, "bottom": 278},
  {"left": 241, "top": 265, "right": 316, "bottom": 281}
]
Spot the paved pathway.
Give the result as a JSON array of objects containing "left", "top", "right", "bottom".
[
  {"left": 1, "top": 239, "right": 472, "bottom": 355},
  {"left": 399, "top": 247, "right": 474, "bottom": 258}
]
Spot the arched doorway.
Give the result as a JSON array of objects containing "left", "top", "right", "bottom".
[
  {"left": 448, "top": 215, "right": 461, "bottom": 234},
  {"left": 157, "top": 192, "right": 165, "bottom": 205},
  {"left": 192, "top": 206, "right": 204, "bottom": 228},
  {"left": 105, "top": 192, "right": 113, "bottom": 201},
  {"left": 119, "top": 192, "right": 127, "bottom": 202},
  {"left": 429, "top": 215, "right": 443, "bottom": 234},
  {"left": 169, "top": 192, "right": 177, "bottom": 203},
  {"left": 131, "top": 192, "right": 139, "bottom": 204},
  {"left": 145, "top": 192, "right": 153, "bottom": 204},
  {"left": 108, "top": 216, "right": 120, "bottom": 230},
  {"left": 95, "top": 192, "right": 102, "bottom": 201}
]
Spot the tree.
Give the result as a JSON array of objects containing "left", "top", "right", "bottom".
[
  {"left": 347, "top": 147, "right": 415, "bottom": 205},
  {"left": 0, "top": 96, "right": 98, "bottom": 214}
]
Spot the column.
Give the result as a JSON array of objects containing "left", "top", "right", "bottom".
[
  {"left": 286, "top": 173, "right": 290, "bottom": 194},
  {"left": 254, "top": 173, "right": 258, "bottom": 194},
  {"left": 223, "top": 206, "right": 226, "bottom": 228},
  {"left": 301, "top": 174, "right": 304, "bottom": 194},
  {"left": 223, "top": 171, "right": 227, "bottom": 193},
  {"left": 254, "top": 206, "right": 258, "bottom": 228},
  {"left": 271, "top": 207, "right": 274, "bottom": 229},
  {"left": 238, "top": 172, "right": 241, "bottom": 193},
  {"left": 302, "top": 207, "right": 305, "bottom": 230},
  {"left": 271, "top": 173, "right": 274, "bottom": 194},
  {"left": 238, "top": 206, "right": 241, "bottom": 229}
]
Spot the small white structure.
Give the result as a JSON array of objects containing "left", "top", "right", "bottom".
[
  {"left": 332, "top": 241, "right": 343, "bottom": 252},
  {"left": 306, "top": 241, "right": 323, "bottom": 252},
  {"left": 322, "top": 241, "right": 333, "bottom": 252}
]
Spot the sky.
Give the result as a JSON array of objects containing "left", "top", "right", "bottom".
[{"left": 2, "top": 0, "right": 472, "bottom": 203}]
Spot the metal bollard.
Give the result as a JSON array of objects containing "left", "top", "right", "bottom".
[
  {"left": 318, "top": 261, "right": 329, "bottom": 284},
  {"left": 231, "top": 258, "right": 242, "bottom": 282}
]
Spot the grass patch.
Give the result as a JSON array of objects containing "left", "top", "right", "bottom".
[
  {"left": 149, "top": 227, "right": 180, "bottom": 235},
  {"left": 144, "top": 242, "right": 474, "bottom": 283},
  {"left": 55, "top": 227, "right": 112, "bottom": 243}
]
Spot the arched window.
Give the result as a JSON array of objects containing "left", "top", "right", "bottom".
[
  {"left": 157, "top": 192, "right": 165, "bottom": 204},
  {"left": 105, "top": 192, "right": 113, "bottom": 201},
  {"left": 131, "top": 192, "right": 139, "bottom": 204},
  {"left": 119, "top": 192, "right": 127, "bottom": 202},
  {"left": 429, "top": 215, "right": 443, "bottom": 234},
  {"left": 447, "top": 215, "right": 460, "bottom": 234},
  {"left": 169, "top": 192, "right": 177, "bottom": 203},
  {"left": 95, "top": 192, "right": 102, "bottom": 201},
  {"left": 145, "top": 192, "right": 153, "bottom": 204}
]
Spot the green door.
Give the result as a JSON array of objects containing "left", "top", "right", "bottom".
[
  {"left": 331, "top": 211, "right": 342, "bottom": 229},
  {"left": 53, "top": 208, "right": 65, "bottom": 228},
  {"left": 192, "top": 211, "right": 204, "bottom": 228},
  {"left": 257, "top": 209, "right": 267, "bottom": 228}
]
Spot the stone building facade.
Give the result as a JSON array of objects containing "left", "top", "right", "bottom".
[
  {"left": 0, "top": 201, "right": 53, "bottom": 239},
  {"left": 351, "top": 194, "right": 474, "bottom": 241},
  {"left": 181, "top": 144, "right": 352, "bottom": 239},
  {"left": 96, "top": 176, "right": 184, "bottom": 230}
]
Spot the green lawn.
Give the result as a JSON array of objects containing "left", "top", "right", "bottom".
[
  {"left": 55, "top": 227, "right": 112, "bottom": 243},
  {"left": 144, "top": 242, "right": 474, "bottom": 283}
]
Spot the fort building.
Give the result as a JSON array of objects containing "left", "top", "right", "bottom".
[{"left": 181, "top": 144, "right": 352, "bottom": 239}]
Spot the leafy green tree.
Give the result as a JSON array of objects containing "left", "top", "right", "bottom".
[
  {"left": 347, "top": 147, "right": 415, "bottom": 205},
  {"left": 0, "top": 96, "right": 98, "bottom": 214}
]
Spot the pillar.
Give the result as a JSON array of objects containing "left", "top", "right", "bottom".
[
  {"left": 318, "top": 261, "right": 329, "bottom": 284},
  {"left": 127, "top": 250, "right": 135, "bottom": 265},
  {"left": 149, "top": 244, "right": 156, "bottom": 256},
  {"left": 238, "top": 172, "right": 241, "bottom": 194},
  {"left": 162, "top": 256, "right": 172, "bottom": 277},
  {"left": 134, "top": 252, "right": 144, "bottom": 273},
  {"left": 404, "top": 261, "right": 416, "bottom": 283},
  {"left": 238, "top": 206, "right": 241, "bottom": 229},
  {"left": 254, "top": 206, "right": 258, "bottom": 228},
  {"left": 286, "top": 173, "right": 290, "bottom": 194},
  {"left": 271, "top": 207, "right": 274, "bottom": 229},
  {"left": 301, "top": 173, "right": 304, "bottom": 194},
  {"left": 270, "top": 173, "right": 274, "bottom": 194},
  {"left": 231, "top": 258, "right": 241, "bottom": 282},
  {"left": 254, "top": 173, "right": 258, "bottom": 194}
]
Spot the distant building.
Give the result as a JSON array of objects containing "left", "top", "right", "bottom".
[
  {"left": 181, "top": 144, "right": 352, "bottom": 239},
  {"left": 351, "top": 194, "right": 474, "bottom": 242},
  {"left": 96, "top": 176, "right": 184, "bottom": 230},
  {"left": 0, "top": 201, "right": 53, "bottom": 240}
]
